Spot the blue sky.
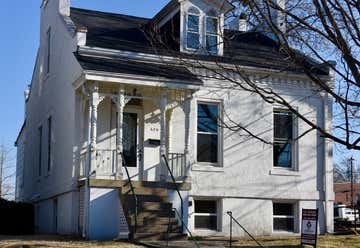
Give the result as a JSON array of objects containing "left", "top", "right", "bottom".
[{"left": 0, "top": 0, "right": 358, "bottom": 166}]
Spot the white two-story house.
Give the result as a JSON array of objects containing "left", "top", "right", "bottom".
[{"left": 15, "top": 0, "right": 334, "bottom": 241}]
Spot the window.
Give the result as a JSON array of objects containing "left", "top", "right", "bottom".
[
  {"left": 273, "top": 203, "right": 295, "bottom": 232},
  {"left": 47, "top": 116, "right": 52, "bottom": 172},
  {"left": 274, "top": 110, "right": 293, "bottom": 168},
  {"left": 194, "top": 200, "right": 218, "bottom": 230},
  {"left": 206, "top": 17, "right": 218, "bottom": 55},
  {"left": 197, "top": 103, "right": 219, "bottom": 164},
  {"left": 38, "top": 126, "right": 43, "bottom": 176},
  {"left": 187, "top": 7, "right": 200, "bottom": 50},
  {"left": 45, "top": 28, "right": 51, "bottom": 74}
]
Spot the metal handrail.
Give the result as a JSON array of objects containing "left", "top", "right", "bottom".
[
  {"left": 161, "top": 154, "right": 184, "bottom": 233},
  {"left": 170, "top": 208, "right": 201, "bottom": 248},
  {"left": 121, "top": 152, "right": 139, "bottom": 234},
  {"left": 227, "top": 211, "right": 264, "bottom": 248}
]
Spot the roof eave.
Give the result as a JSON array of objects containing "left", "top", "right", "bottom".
[{"left": 83, "top": 70, "right": 202, "bottom": 90}]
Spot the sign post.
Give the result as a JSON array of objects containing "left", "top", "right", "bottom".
[{"left": 301, "top": 209, "right": 319, "bottom": 247}]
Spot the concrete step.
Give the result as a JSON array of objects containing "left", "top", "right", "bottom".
[
  {"left": 133, "top": 232, "right": 187, "bottom": 241},
  {"left": 136, "top": 224, "right": 182, "bottom": 233},
  {"left": 127, "top": 209, "right": 176, "bottom": 219},
  {"left": 122, "top": 185, "right": 168, "bottom": 196},
  {"left": 126, "top": 201, "right": 173, "bottom": 212},
  {"left": 122, "top": 193, "right": 170, "bottom": 203},
  {"left": 129, "top": 216, "right": 179, "bottom": 226}
]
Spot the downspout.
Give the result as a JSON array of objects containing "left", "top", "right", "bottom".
[{"left": 323, "top": 63, "right": 335, "bottom": 234}]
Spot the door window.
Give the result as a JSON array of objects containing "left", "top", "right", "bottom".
[{"left": 123, "top": 113, "right": 138, "bottom": 167}]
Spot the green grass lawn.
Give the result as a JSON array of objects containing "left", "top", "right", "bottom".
[{"left": 230, "top": 235, "right": 360, "bottom": 247}]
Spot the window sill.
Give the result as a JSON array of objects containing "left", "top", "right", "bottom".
[
  {"left": 192, "top": 164, "right": 224, "bottom": 172},
  {"left": 269, "top": 168, "right": 300, "bottom": 177},
  {"left": 272, "top": 231, "right": 299, "bottom": 236},
  {"left": 193, "top": 229, "right": 220, "bottom": 235}
]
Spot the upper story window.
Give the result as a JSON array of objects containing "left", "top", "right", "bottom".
[
  {"left": 197, "top": 103, "right": 220, "bottom": 164},
  {"left": 186, "top": 7, "right": 200, "bottom": 50},
  {"left": 38, "top": 125, "right": 43, "bottom": 177},
  {"left": 273, "top": 110, "right": 294, "bottom": 168},
  {"left": 206, "top": 10, "right": 218, "bottom": 55},
  {"left": 44, "top": 27, "right": 51, "bottom": 75},
  {"left": 47, "top": 116, "right": 52, "bottom": 172}
]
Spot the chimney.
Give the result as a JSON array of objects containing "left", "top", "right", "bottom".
[
  {"left": 41, "top": 0, "right": 70, "bottom": 17},
  {"left": 229, "top": 12, "right": 248, "bottom": 32},
  {"left": 76, "top": 27, "right": 88, "bottom": 46},
  {"left": 59, "top": 0, "right": 70, "bottom": 16}
]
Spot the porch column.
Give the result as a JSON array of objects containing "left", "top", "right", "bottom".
[
  {"left": 160, "top": 90, "right": 168, "bottom": 181},
  {"left": 184, "top": 92, "right": 193, "bottom": 183},
  {"left": 116, "top": 86, "right": 125, "bottom": 179},
  {"left": 83, "top": 83, "right": 99, "bottom": 238}
]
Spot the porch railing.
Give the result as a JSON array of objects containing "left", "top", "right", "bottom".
[
  {"left": 167, "top": 152, "right": 186, "bottom": 181},
  {"left": 79, "top": 149, "right": 117, "bottom": 178},
  {"left": 80, "top": 150, "right": 187, "bottom": 179},
  {"left": 161, "top": 155, "right": 184, "bottom": 233}
]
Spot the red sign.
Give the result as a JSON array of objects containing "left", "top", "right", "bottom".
[{"left": 301, "top": 209, "right": 319, "bottom": 247}]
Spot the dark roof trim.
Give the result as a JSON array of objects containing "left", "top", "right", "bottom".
[
  {"left": 75, "top": 52, "right": 203, "bottom": 86},
  {"left": 15, "top": 121, "right": 26, "bottom": 147},
  {"left": 151, "top": 0, "right": 179, "bottom": 26}
]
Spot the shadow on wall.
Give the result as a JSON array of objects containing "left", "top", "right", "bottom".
[{"left": 89, "top": 188, "right": 123, "bottom": 240}]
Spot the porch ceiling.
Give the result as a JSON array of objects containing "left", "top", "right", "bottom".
[{"left": 75, "top": 53, "right": 203, "bottom": 87}]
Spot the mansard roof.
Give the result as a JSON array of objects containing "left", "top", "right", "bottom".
[{"left": 70, "top": 7, "right": 330, "bottom": 76}]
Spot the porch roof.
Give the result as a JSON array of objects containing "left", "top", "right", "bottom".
[{"left": 75, "top": 53, "right": 203, "bottom": 86}]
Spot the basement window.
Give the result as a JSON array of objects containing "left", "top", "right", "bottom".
[
  {"left": 273, "top": 203, "right": 295, "bottom": 232},
  {"left": 194, "top": 200, "right": 218, "bottom": 231}
]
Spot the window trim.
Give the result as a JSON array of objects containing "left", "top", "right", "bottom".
[
  {"left": 195, "top": 99, "right": 223, "bottom": 167},
  {"left": 273, "top": 108, "right": 298, "bottom": 170}
]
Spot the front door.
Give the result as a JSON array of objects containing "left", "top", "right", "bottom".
[{"left": 122, "top": 110, "right": 143, "bottom": 180}]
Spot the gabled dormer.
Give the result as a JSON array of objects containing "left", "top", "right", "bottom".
[{"left": 153, "top": 0, "right": 234, "bottom": 56}]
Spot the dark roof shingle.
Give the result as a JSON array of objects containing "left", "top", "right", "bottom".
[
  {"left": 75, "top": 53, "right": 202, "bottom": 84},
  {"left": 70, "top": 7, "right": 329, "bottom": 76}
]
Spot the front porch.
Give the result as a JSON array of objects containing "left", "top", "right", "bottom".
[{"left": 76, "top": 83, "right": 196, "bottom": 183}]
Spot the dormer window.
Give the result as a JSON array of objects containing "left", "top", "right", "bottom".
[
  {"left": 187, "top": 7, "right": 200, "bottom": 50},
  {"left": 182, "top": 5, "right": 224, "bottom": 56},
  {"left": 206, "top": 16, "right": 218, "bottom": 55}
]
